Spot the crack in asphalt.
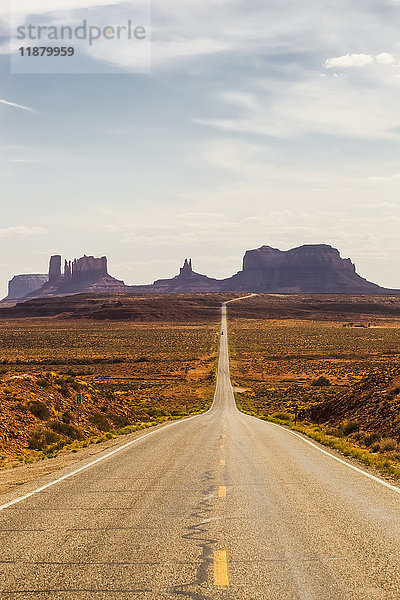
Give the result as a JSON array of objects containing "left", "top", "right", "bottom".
[{"left": 166, "top": 470, "right": 218, "bottom": 600}]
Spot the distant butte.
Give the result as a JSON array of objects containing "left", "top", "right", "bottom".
[
  {"left": 2, "top": 244, "right": 399, "bottom": 303},
  {"left": 5, "top": 274, "right": 49, "bottom": 300},
  {"left": 22, "top": 254, "right": 127, "bottom": 300},
  {"left": 220, "top": 244, "right": 388, "bottom": 294},
  {"left": 131, "top": 258, "right": 221, "bottom": 294}
]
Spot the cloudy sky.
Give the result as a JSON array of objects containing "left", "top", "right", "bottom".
[{"left": 1, "top": 0, "right": 400, "bottom": 296}]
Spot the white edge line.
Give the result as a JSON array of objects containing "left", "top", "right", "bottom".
[
  {"left": 264, "top": 419, "right": 400, "bottom": 495},
  {"left": 0, "top": 418, "right": 196, "bottom": 512}
]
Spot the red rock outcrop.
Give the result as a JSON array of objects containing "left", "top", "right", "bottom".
[
  {"left": 222, "top": 245, "right": 387, "bottom": 293},
  {"left": 131, "top": 259, "right": 221, "bottom": 293},
  {"left": 5, "top": 274, "right": 49, "bottom": 300},
  {"left": 2, "top": 245, "right": 397, "bottom": 304},
  {"left": 48, "top": 255, "right": 62, "bottom": 283},
  {"left": 70, "top": 255, "right": 108, "bottom": 282},
  {"left": 23, "top": 254, "right": 126, "bottom": 299}
]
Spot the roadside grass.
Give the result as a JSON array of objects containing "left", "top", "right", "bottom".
[
  {"left": 237, "top": 398, "right": 400, "bottom": 480},
  {"left": 6, "top": 406, "right": 214, "bottom": 469},
  {"left": 229, "top": 317, "right": 400, "bottom": 482}
]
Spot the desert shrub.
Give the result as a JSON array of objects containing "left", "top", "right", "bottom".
[
  {"left": 62, "top": 410, "right": 72, "bottom": 424},
  {"left": 37, "top": 378, "right": 51, "bottom": 388},
  {"left": 89, "top": 413, "right": 111, "bottom": 431},
  {"left": 48, "top": 420, "right": 83, "bottom": 440},
  {"left": 325, "top": 427, "right": 340, "bottom": 437},
  {"left": 108, "top": 413, "right": 130, "bottom": 428},
  {"left": 59, "top": 382, "right": 70, "bottom": 397},
  {"left": 15, "top": 402, "right": 28, "bottom": 412},
  {"left": 147, "top": 407, "right": 164, "bottom": 418},
  {"left": 371, "top": 441, "right": 381, "bottom": 453},
  {"left": 379, "top": 438, "right": 398, "bottom": 452},
  {"left": 311, "top": 376, "right": 331, "bottom": 387},
  {"left": 28, "top": 400, "right": 50, "bottom": 420},
  {"left": 0, "top": 367, "right": 7, "bottom": 374},
  {"left": 271, "top": 412, "right": 292, "bottom": 421},
  {"left": 27, "top": 427, "right": 61, "bottom": 450},
  {"left": 63, "top": 368, "right": 92, "bottom": 376},
  {"left": 340, "top": 421, "right": 360, "bottom": 436},
  {"left": 135, "top": 356, "right": 150, "bottom": 363},
  {"left": 363, "top": 432, "right": 381, "bottom": 447}
]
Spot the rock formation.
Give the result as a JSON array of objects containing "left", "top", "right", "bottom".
[
  {"left": 2, "top": 244, "right": 397, "bottom": 303},
  {"left": 48, "top": 255, "right": 62, "bottom": 283},
  {"left": 180, "top": 259, "right": 193, "bottom": 276},
  {"left": 5, "top": 274, "right": 49, "bottom": 300},
  {"left": 69, "top": 256, "right": 108, "bottom": 282},
  {"left": 222, "top": 245, "right": 386, "bottom": 293},
  {"left": 21, "top": 254, "right": 126, "bottom": 299},
  {"left": 131, "top": 259, "right": 222, "bottom": 293}
]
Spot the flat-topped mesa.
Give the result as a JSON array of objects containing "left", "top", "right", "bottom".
[
  {"left": 224, "top": 244, "right": 380, "bottom": 293},
  {"left": 6, "top": 274, "right": 49, "bottom": 300},
  {"left": 243, "top": 244, "right": 356, "bottom": 273}
]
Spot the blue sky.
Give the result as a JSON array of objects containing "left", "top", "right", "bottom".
[{"left": 1, "top": 0, "right": 400, "bottom": 296}]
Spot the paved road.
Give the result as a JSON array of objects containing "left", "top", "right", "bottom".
[{"left": 1, "top": 301, "right": 400, "bottom": 599}]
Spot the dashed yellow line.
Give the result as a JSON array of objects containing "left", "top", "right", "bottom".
[
  {"left": 219, "top": 444, "right": 224, "bottom": 451},
  {"left": 218, "top": 486, "right": 226, "bottom": 498},
  {"left": 220, "top": 459, "right": 225, "bottom": 466},
  {"left": 214, "top": 549, "right": 230, "bottom": 588}
]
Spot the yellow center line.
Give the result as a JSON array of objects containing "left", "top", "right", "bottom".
[
  {"left": 214, "top": 549, "right": 230, "bottom": 588},
  {"left": 218, "top": 486, "right": 226, "bottom": 498},
  {"left": 220, "top": 459, "right": 225, "bottom": 466}
]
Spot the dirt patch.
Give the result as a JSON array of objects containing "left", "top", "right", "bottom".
[{"left": 0, "top": 319, "right": 219, "bottom": 463}]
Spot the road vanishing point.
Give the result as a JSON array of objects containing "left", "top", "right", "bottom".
[{"left": 1, "top": 298, "right": 400, "bottom": 598}]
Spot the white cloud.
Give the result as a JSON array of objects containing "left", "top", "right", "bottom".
[
  {"left": 0, "top": 226, "right": 47, "bottom": 238},
  {"left": 196, "top": 74, "right": 400, "bottom": 140},
  {"left": 376, "top": 52, "right": 397, "bottom": 65},
  {"left": 367, "top": 173, "right": 400, "bottom": 182},
  {"left": 325, "top": 53, "right": 374, "bottom": 68},
  {"left": 326, "top": 52, "right": 398, "bottom": 69},
  {"left": 9, "top": 159, "right": 42, "bottom": 163},
  {"left": 0, "top": 98, "right": 35, "bottom": 113}
]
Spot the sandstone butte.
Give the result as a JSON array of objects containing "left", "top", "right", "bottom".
[{"left": 2, "top": 244, "right": 399, "bottom": 302}]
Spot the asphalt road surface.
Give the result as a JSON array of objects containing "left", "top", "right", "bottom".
[{"left": 1, "top": 300, "right": 400, "bottom": 599}]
